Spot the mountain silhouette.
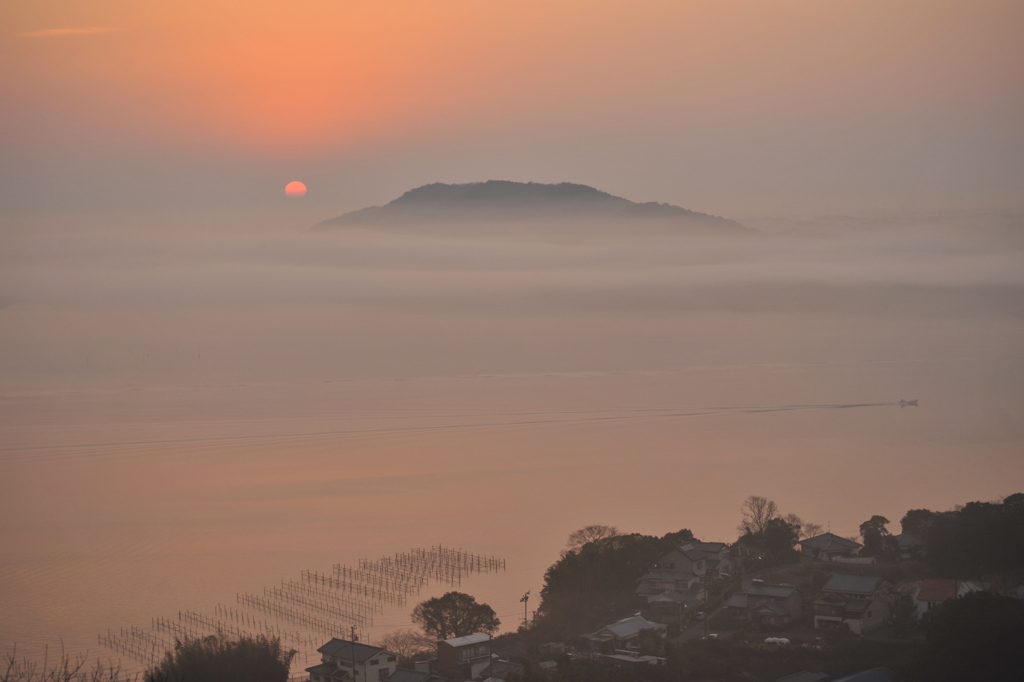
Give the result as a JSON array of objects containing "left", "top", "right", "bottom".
[{"left": 315, "top": 181, "right": 743, "bottom": 231}]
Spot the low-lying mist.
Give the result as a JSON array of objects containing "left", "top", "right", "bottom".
[{"left": 1, "top": 209, "right": 1022, "bottom": 391}]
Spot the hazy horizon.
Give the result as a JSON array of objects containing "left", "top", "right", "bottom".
[{"left": 2, "top": 0, "right": 1023, "bottom": 675}]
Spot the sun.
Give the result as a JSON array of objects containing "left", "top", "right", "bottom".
[{"left": 285, "top": 181, "right": 307, "bottom": 197}]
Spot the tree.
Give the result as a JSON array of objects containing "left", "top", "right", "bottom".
[
  {"left": 145, "top": 634, "right": 295, "bottom": 682},
  {"left": 859, "top": 515, "right": 897, "bottom": 560},
  {"left": 801, "top": 522, "right": 823, "bottom": 539},
  {"left": 900, "top": 508, "right": 939, "bottom": 538},
  {"left": 411, "top": 592, "right": 499, "bottom": 640},
  {"left": 564, "top": 525, "right": 620, "bottom": 554},
  {"left": 762, "top": 517, "right": 800, "bottom": 559},
  {"left": 915, "top": 592, "right": 1024, "bottom": 682},
  {"left": 375, "top": 629, "right": 434, "bottom": 662},
  {"left": 738, "top": 496, "right": 779, "bottom": 536},
  {"left": 537, "top": 532, "right": 670, "bottom": 638}
]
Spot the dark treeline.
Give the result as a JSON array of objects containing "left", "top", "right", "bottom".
[
  {"left": 902, "top": 492, "right": 1024, "bottom": 580},
  {"left": 536, "top": 529, "right": 694, "bottom": 638},
  {"left": 144, "top": 633, "right": 294, "bottom": 682}
]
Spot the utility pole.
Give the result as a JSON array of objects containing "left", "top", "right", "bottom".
[
  {"left": 520, "top": 591, "right": 530, "bottom": 630},
  {"left": 703, "top": 573, "right": 710, "bottom": 639},
  {"left": 350, "top": 625, "right": 358, "bottom": 681}
]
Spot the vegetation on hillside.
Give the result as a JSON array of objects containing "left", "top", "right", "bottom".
[
  {"left": 901, "top": 493, "right": 1024, "bottom": 580},
  {"left": 144, "top": 634, "right": 294, "bottom": 682},
  {"left": 536, "top": 529, "right": 694, "bottom": 639}
]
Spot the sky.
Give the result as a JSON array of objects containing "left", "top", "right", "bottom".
[
  {"left": 2, "top": 0, "right": 1024, "bottom": 668},
  {"left": 3, "top": 0, "right": 1023, "bottom": 217}
]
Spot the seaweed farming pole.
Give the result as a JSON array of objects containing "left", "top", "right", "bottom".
[
  {"left": 237, "top": 593, "right": 350, "bottom": 638},
  {"left": 302, "top": 569, "right": 406, "bottom": 606},
  {"left": 263, "top": 586, "right": 372, "bottom": 626},
  {"left": 120, "top": 626, "right": 172, "bottom": 654},
  {"left": 215, "top": 603, "right": 321, "bottom": 649},
  {"left": 98, "top": 633, "right": 159, "bottom": 668},
  {"left": 152, "top": 617, "right": 204, "bottom": 642},
  {"left": 280, "top": 580, "right": 383, "bottom": 616}
]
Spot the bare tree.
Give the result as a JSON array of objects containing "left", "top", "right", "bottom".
[
  {"left": 784, "top": 514, "right": 823, "bottom": 539},
  {"left": 802, "top": 522, "right": 823, "bottom": 539},
  {"left": 564, "top": 525, "right": 620, "bottom": 553},
  {"left": 374, "top": 630, "right": 434, "bottom": 661},
  {"left": 738, "top": 496, "right": 779, "bottom": 536},
  {"left": 4, "top": 643, "right": 135, "bottom": 682}
]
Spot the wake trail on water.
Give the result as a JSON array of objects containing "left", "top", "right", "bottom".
[{"left": 0, "top": 402, "right": 900, "bottom": 463}]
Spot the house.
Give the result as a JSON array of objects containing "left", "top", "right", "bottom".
[
  {"left": 893, "top": 533, "right": 925, "bottom": 562},
  {"left": 646, "top": 582, "right": 705, "bottom": 623},
  {"left": 583, "top": 615, "right": 667, "bottom": 650},
  {"left": 913, "top": 578, "right": 989, "bottom": 617},
  {"left": 914, "top": 578, "right": 959, "bottom": 617},
  {"left": 798, "top": 533, "right": 863, "bottom": 561},
  {"left": 435, "top": 633, "right": 492, "bottom": 682},
  {"left": 656, "top": 544, "right": 709, "bottom": 577},
  {"left": 813, "top": 574, "right": 889, "bottom": 635},
  {"left": 724, "top": 579, "right": 802, "bottom": 627},
  {"left": 691, "top": 541, "right": 733, "bottom": 576},
  {"left": 636, "top": 568, "right": 696, "bottom": 598},
  {"left": 307, "top": 639, "right": 399, "bottom": 682}
]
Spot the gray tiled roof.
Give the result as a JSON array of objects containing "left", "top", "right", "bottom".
[
  {"left": 648, "top": 590, "right": 687, "bottom": 604},
  {"left": 588, "top": 615, "right": 666, "bottom": 640},
  {"left": 754, "top": 602, "right": 790, "bottom": 616},
  {"left": 443, "top": 633, "right": 491, "bottom": 647},
  {"left": 821, "top": 573, "right": 883, "bottom": 596},
  {"left": 306, "top": 662, "right": 349, "bottom": 680},
  {"left": 678, "top": 544, "right": 709, "bottom": 561},
  {"left": 798, "top": 533, "right": 862, "bottom": 552},
  {"left": 318, "top": 639, "right": 388, "bottom": 664}
]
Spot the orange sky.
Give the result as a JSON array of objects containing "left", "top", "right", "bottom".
[{"left": 3, "top": 0, "right": 1024, "bottom": 212}]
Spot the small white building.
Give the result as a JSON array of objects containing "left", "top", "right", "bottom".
[{"left": 307, "top": 639, "right": 398, "bottom": 682}]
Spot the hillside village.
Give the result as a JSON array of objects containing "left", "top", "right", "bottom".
[{"left": 298, "top": 493, "right": 1024, "bottom": 682}]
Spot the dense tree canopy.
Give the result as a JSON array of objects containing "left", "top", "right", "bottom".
[
  {"left": 537, "top": 528, "right": 696, "bottom": 638},
  {"left": 144, "top": 634, "right": 294, "bottom": 682},
  {"left": 904, "top": 494, "right": 1024, "bottom": 579},
  {"left": 915, "top": 591, "right": 1024, "bottom": 682},
  {"left": 859, "top": 515, "right": 897, "bottom": 561},
  {"left": 411, "top": 592, "right": 500, "bottom": 640}
]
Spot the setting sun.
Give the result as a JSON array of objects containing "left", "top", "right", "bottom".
[{"left": 285, "top": 181, "right": 306, "bottom": 197}]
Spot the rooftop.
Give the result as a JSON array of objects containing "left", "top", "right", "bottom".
[
  {"left": 443, "top": 633, "right": 492, "bottom": 648},
  {"left": 587, "top": 615, "right": 666, "bottom": 640},
  {"left": 677, "top": 544, "right": 709, "bottom": 561},
  {"left": 798, "top": 532, "right": 863, "bottom": 552},
  {"left": 306, "top": 662, "right": 349, "bottom": 680},
  {"left": 318, "top": 639, "right": 388, "bottom": 664},
  {"left": 917, "top": 578, "right": 959, "bottom": 602},
  {"left": 821, "top": 573, "right": 883, "bottom": 596}
]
